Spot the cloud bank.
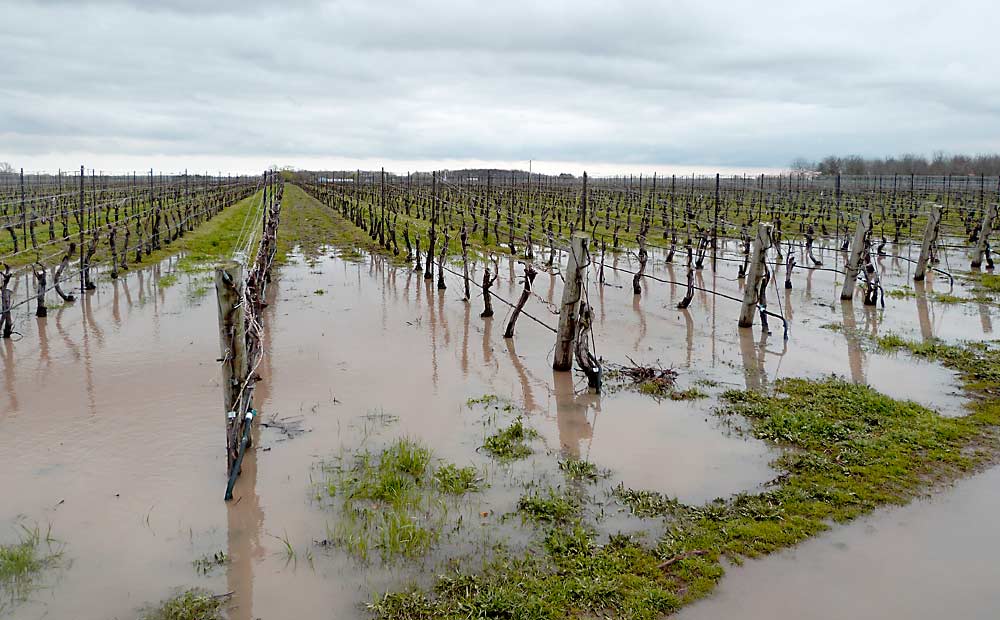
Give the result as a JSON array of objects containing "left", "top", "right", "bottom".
[{"left": 2, "top": 0, "right": 996, "bottom": 174}]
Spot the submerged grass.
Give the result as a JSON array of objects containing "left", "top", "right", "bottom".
[
  {"left": 517, "top": 488, "right": 579, "bottom": 523},
  {"left": 558, "top": 458, "right": 603, "bottom": 482},
  {"left": 482, "top": 417, "right": 538, "bottom": 460},
  {"left": 369, "top": 339, "right": 1000, "bottom": 620},
  {"left": 433, "top": 463, "right": 482, "bottom": 494},
  {"left": 0, "top": 524, "right": 61, "bottom": 613},
  {"left": 320, "top": 437, "right": 480, "bottom": 562},
  {"left": 192, "top": 551, "right": 228, "bottom": 576},
  {"left": 140, "top": 588, "right": 226, "bottom": 620}
]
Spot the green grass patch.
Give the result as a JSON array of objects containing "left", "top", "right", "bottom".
[
  {"left": 0, "top": 524, "right": 61, "bottom": 613},
  {"left": 558, "top": 458, "right": 602, "bottom": 481},
  {"left": 433, "top": 463, "right": 482, "bottom": 494},
  {"left": 319, "top": 438, "right": 479, "bottom": 562},
  {"left": 139, "top": 588, "right": 226, "bottom": 620},
  {"left": 483, "top": 417, "right": 538, "bottom": 460},
  {"left": 669, "top": 387, "right": 708, "bottom": 401},
  {"left": 467, "top": 394, "right": 501, "bottom": 407},
  {"left": 517, "top": 488, "right": 579, "bottom": 523}
]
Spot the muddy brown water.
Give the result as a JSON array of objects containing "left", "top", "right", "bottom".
[
  {"left": 1, "top": 239, "right": 997, "bottom": 619},
  {"left": 676, "top": 465, "right": 1000, "bottom": 620}
]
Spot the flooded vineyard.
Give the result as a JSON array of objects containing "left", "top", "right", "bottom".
[{"left": 2, "top": 173, "right": 999, "bottom": 619}]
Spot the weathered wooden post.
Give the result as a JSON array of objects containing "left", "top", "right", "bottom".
[
  {"left": 738, "top": 222, "right": 772, "bottom": 328},
  {"left": 841, "top": 209, "right": 872, "bottom": 300},
  {"left": 971, "top": 203, "right": 997, "bottom": 269},
  {"left": 215, "top": 261, "right": 248, "bottom": 476},
  {"left": 553, "top": 232, "right": 589, "bottom": 371},
  {"left": 914, "top": 204, "right": 941, "bottom": 281}
]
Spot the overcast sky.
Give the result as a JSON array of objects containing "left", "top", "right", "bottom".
[{"left": 1, "top": 0, "right": 996, "bottom": 175}]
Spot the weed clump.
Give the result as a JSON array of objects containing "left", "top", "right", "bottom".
[
  {"left": 558, "top": 458, "right": 603, "bottom": 481},
  {"left": 517, "top": 488, "right": 578, "bottom": 523},
  {"left": 482, "top": 417, "right": 538, "bottom": 460},
  {"left": 320, "top": 438, "right": 479, "bottom": 561},
  {"left": 140, "top": 588, "right": 226, "bottom": 620},
  {"left": 0, "top": 524, "right": 61, "bottom": 613},
  {"left": 433, "top": 463, "right": 481, "bottom": 494}
]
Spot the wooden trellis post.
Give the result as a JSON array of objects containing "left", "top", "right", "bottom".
[
  {"left": 841, "top": 209, "right": 872, "bottom": 300},
  {"left": 914, "top": 204, "right": 941, "bottom": 281},
  {"left": 971, "top": 203, "right": 997, "bottom": 268},
  {"left": 553, "top": 233, "right": 589, "bottom": 371},
  {"left": 215, "top": 261, "right": 248, "bottom": 475},
  {"left": 738, "top": 222, "right": 772, "bottom": 328}
]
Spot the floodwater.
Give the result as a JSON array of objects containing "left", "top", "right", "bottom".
[
  {"left": 676, "top": 464, "right": 1000, "bottom": 620},
  {"left": 0, "top": 235, "right": 996, "bottom": 619}
]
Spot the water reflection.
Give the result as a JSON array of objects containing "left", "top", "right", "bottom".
[
  {"left": 840, "top": 301, "right": 865, "bottom": 384},
  {"left": 552, "top": 371, "right": 597, "bottom": 459}
]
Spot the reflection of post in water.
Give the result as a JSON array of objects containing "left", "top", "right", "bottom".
[
  {"left": 695, "top": 270, "right": 708, "bottom": 306},
  {"left": 551, "top": 371, "right": 596, "bottom": 459},
  {"left": 482, "top": 316, "right": 495, "bottom": 367},
  {"left": 461, "top": 301, "right": 470, "bottom": 374},
  {"left": 632, "top": 292, "right": 646, "bottom": 351},
  {"left": 36, "top": 314, "right": 50, "bottom": 369},
  {"left": 737, "top": 327, "right": 767, "bottom": 390},
  {"left": 84, "top": 286, "right": 105, "bottom": 347},
  {"left": 55, "top": 306, "right": 80, "bottom": 361},
  {"left": 121, "top": 276, "right": 133, "bottom": 313},
  {"left": 914, "top": 280, "right": 934, "bottom": 341},
  {"left": 403, "top": 270, "right": 413, "bottom": 305},
  {"left": 1, "top": 338, "right": 17, "bottom": 411},
  {"left": 225, "top": 428, "right": 264, "bottom": 620},
  {"left": 682, "top": 308, "right": 694, "bottom": 367},
  {"left": 840, "top": 301, "right": 866, "bottom": 384},
  {"left": 666, "top": 263, "right": 677, "bottom": 303},
  {"left": 111, "top": 280, "right": 121, "bottom": 327},
  {"left": 978, "top": 300, "right": 993, "bottom": 334},
  {"left": 426, "top": 279, "right": 439, "bottom": 388},
  {"left": 225, "top": 275, "right": 276, "bottom": 620},
  {"left": 597, "top": 274, "right": 606, "bottom": 324},
  {"left": 862, "top": 303, "right": 880, "bottom": 339},
  {"left": 156, "top": 262, "right": 166, "bottom": 306},
  {"left": 437, "top": 285, "right": 450, "bottom": 348},
  {"left": 82, "top": 290, "right": 100, "bottom": 415},
  {"left": 505, "top": 338, "right": 537, "bottom": 412}
]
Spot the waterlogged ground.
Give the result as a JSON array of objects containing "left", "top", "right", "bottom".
[{"left": 1, "top": 233, "right": 998, "bottom": 619}]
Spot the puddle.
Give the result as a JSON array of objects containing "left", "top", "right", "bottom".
[{"left": 676, "top": 464, "right": 1000, "bottom": 620}]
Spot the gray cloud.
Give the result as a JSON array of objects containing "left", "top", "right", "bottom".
[{"left": 2, "top": 0, "right": 998, "bottom": 173}]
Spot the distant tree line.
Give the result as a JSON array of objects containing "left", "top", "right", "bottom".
[{"left": 791, "top": 153, "right": 1000, "bottom": 176}]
